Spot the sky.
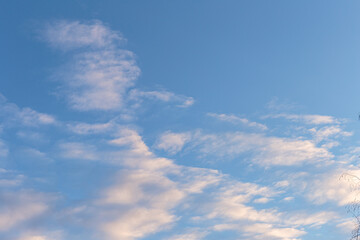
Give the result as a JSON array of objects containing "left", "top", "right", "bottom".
[{"left": 2, "top": 1, "right": 360, "bottom": 240}]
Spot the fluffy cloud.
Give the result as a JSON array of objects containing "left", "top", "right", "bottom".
[
  {"left": 305, "top": 169, "right": 360, "bottom": 206},
  {"left": 100, "top": 170, "right": 185, "bottom": 208},
  {"left": 98, "top": 170, "right": 184, "bottom": 240},
  {"left": 102, "top": 208, "right": 175, "bottom": 240},
  {"left": 13, "top": 20, "right": 354, "bottom": 240},
  {"left": 43, "top": 21, "right": 140, "bottom": 111},
  {"left": 63, "top": 49, "right": 140, "bottom": 111}
]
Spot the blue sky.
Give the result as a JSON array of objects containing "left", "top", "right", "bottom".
[{"left": 2, "top": 1, "right": 360, "bottom": 240}]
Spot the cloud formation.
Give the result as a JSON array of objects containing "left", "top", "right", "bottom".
[
  {"left": 0, "top": 19, "right": 355, "bottom": 240},
  {"left": 43, "top": 21, "right": 140, "bottom": 111},
  {"left": 158, "top": 131, "right": 333, "bottom": 166}
]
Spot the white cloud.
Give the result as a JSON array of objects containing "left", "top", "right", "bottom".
[
  {"left": 267, "top": 113, "right": 338, "bottom": 125},
  {"left": 108, "top": 128, "right": 176, "bottom": 170},
  {"left": 98, "top": 169, "right": 185, "bottom": 240},
  {"left": 41, "top": 125, "right": 346, "bottom": 239},
  {"left": 286, "top": 211, "right": 337, "bottom": 227},
  {"left": 102, "top": 208, "right": 175, "bottom": 240},
  {"left": 18, "top": 108, "right": 56, "bottom": 125},
  {"left": 211, "top": 211, "right": 334, "bottom": 240},
  {"left": 253, "top": 197, "right": 271, "bottom": 203},
  {"left": 61, "top": 128, "right": 223, "bottom": 240},
  {"left": 283, "top": 197, "right": 294, "bottom": 201},
  {"left": 193, "top": 131, "right": 332, "bottom": 166},
  {"left": 309, "top": 125, "right": 352, "bottom": 143},
  {"left": 100, "top": 170, "right": 185, "bottom": 208},
  {"left": 206, "top": 187, "right": 334, "bottom": 239},
  {"left": 241, "top": 223, "right": 306, "bottom": 240},
  {"left": 274, "top": 180, "right": 290, "bottom": 188},
  {"left": 44, "top": 21, "right": 140, "bottom": 111},
  {"left": 155, "top": 131, "right": 192, "bottom": 154},
  {"left": 305, "top": 170, "right": 360, "bottom": 206},
  {"left": 64, "top": 49, "right": 140, "bottom": 111},
  {"left": 205, "top": 181, "right": 280, "bottom": 222},
  {"left": 208, "top": 113, "right": 267, "bottom": 130},
  {"left": 180, "top": 167, "right": 221, "bottom": 194}
]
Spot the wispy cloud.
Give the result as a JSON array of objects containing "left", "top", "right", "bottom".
[
  {"left": 59, "top": 142, "right": 99, "bottom": 161},
  {"left": 163, "top": 131, "right": 333, "bottom": 166},
  {"left": 305, "top": 169, "right": 360, "bottom": 206},
  {"left": 0, "top": 169, "right": 24, "bottom": 187},
  {"left": 309, "top": 125, "right": 352, "bottom": 143},
  {"left": 167, "top": 230, "right": 208, "bottom": 240},
  {"left": 0, "top": 191, "right": 52, "bottom": 232},
  {"left": 240, "top": 223, "right": 306, "bottom": 240},
  {"left": 129, "top": 89, "right": 194, "bottom": 108},
  {"left": 42, "top": 20, "right": 123, "bottom": 50},
  {"left": 155, "top": 131, "right": 192, "bottom": 154},
  {"left": 266, "top": 113, "right": 339, "bottom": 125},
  {"left": 67, "top": 121, "right": 115, "bottom": 135},
  {"left": 0, "top": 94, "right": 56, "bottom": 127},
  {"left": 0, "top": 140, "right": 8, "bottom": 158},
  {"left": 208, "top": 113, "right": 267, "bottom": 130}
]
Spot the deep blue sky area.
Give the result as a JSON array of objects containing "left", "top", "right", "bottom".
[{"left": 2, "top": 1, "right": 360, "bottom": 117}]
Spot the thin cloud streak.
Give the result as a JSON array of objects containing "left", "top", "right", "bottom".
[{"left": 208, "top": 113, "right": 267, "bottom": 130}]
